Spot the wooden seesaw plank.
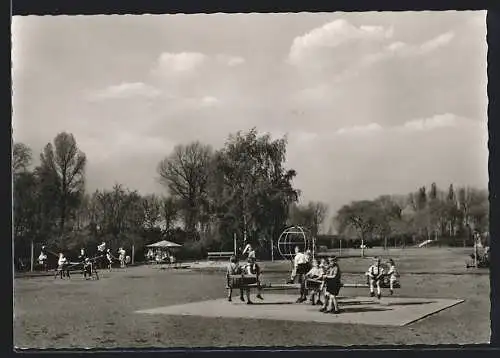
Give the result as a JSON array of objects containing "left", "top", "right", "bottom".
[{"left": 244, "top": 282, "right": 401, "bottom": 290}]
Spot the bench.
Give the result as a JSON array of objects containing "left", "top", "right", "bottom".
[{"left": 207, "top": 251, "right": 234, "bottom": 261}]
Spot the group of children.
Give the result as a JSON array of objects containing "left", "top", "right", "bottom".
[
  {"left": 302, "top": 256, "right": 343, "bottom": 314},
  {"left": 365, "top": 257, "right": 400, "bottom": 298},
  {"left": 225, "top": 243, "right": 400, "bottom": 314},
  {"left": 46, "top": 242, "right": 131, "bottom": 280}
]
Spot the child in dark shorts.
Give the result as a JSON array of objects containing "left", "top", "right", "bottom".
[{"left": 226, "top": 255, "right": 244, "bottom": 302}]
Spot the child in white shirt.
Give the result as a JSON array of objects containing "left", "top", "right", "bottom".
[
  {"left": 387, "top": 259, "right": 399, "bottom": 295},
  {"left": 306, "top": 259, "right": 324, "bottom": 305},
  {"left": 367, "top": 257, "right": 385, "bottom": 299}
]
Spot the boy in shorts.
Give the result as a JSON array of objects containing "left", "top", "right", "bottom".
[{"left": 226, "top": 255, "right": 244, "bottom": 302}]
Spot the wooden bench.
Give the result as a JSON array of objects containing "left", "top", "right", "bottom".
[{"left": 207, "top": 251, "right": 234, "bottom": 261}]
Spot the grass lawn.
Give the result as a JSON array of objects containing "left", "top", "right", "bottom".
[{"left": 14, "top": 247, "right": 490, "bottom": 349}]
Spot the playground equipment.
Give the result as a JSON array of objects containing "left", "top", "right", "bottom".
[{"left": 277, "top": 226, "right": 315, "bottom": 261}]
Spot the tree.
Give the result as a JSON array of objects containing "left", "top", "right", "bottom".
[
  {"left": 161, "top": 196, "right": 179, "bottom": 233},
  {"left": 37, "top": 133, "right": 87, "bottom": 236},
  {"left": 289, "top": 201, "right": 328, "bottom": 238},
  {"left": 142, "top": 194, "right": 162, "bottom": 231},
  {"left": 13, "top": 142, "right": 33, "bottom": 175},
  {"left": 335, "top": 200, "right": 381, "bottom": 256},
  {"left": 13, "top": 142, "right": 36, "bottom": 241},
  {"left": 373, "top": 195, "right": 402, "bottom": 249},
  {"left": 157, "top": 141, "right": 213, "bottom": 238},
  {"left": 210, "top": 128, "right": 299, "bottom": 252}
]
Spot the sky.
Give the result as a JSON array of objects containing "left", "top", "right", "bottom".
[{"left": 12, "top": 12, "right": 488, "bottom": 231}]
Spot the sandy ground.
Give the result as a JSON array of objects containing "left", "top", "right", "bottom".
[{"left": 14, "top": 248, "right": 490, "bottom": 349}]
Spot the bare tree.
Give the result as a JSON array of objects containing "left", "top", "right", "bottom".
[
  {"left": 157, "top": 141, "right": 213, "bottom": 238},
  {"left": 38, "top": 132, "right": 87, "bottom": 235}
]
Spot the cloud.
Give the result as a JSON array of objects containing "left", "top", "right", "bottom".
[
  {"left": 336, "top": 123, "right": 383, "bottom": 135},
  {"left": 419, "top": 31, "right": 455, "bottom": 54},
  {"left": 152, "top": 52, "right": 207, "bottom": 76},
  {"left": 288, "top": 19, "right": 393, "bottom": 67},
  {"left": 359, "top": 31, "right": 456, "bottom": 68},
  {"left": 87, "top": 82, "right": 161, "bottom": 101},
  {"left": 200, "top": 96, "right": 221, "bottom": 106},
  {"left": 401, "top": 113, "right": 477, "bottom": 131},
  {"left": 216, "top": 54, "right": 245, "bottom": 67},
  {"left": 333, "top": 114, "right": 481, "bottom": 137}
]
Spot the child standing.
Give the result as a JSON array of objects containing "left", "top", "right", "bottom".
[
  {"left": 118, "top": 247, "right": 126, "bottom": 268},
  {"left": 387, "top": 259, "right": 399, "bottom": 295},
  {"left": 83, "top": 258, "right": 92, "bottom": 280},
  {"left": 106, "top": 249, "right": 113, "bottom": 271},
  {"left": 226, "top": 255, "right": 244, "bottom": 302},
  {"left": 320, "top": 257, "right": 342, "bottom": 314},
  {"left": 57, "top": 253, "right": 69, "bottom": 279}
]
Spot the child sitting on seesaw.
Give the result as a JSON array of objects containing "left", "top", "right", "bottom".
[
  {"left": 226, "top": 255, "right": 244, "bottom": 302},
  {"left": 305, "top": 259, "right": 324, "bottom": 306},
  {"left": 386, "top": 258, "right": 400, "bottom": 295},
  {"left": 244, "top": 256, "right": 264, "bottom": 304},
  {"left": 56, "top": 253, "right": 70, "bottom": 279}
]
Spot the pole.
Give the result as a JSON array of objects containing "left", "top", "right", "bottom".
[
  {"left": 474, "top": 237, "right": 478, "bottom": 268},
  {"left": 271, "top": 238, "right": 274, "bottom": 262},
  {"left": 30, "top": 240, "right": 34, "bottom": 272},
  {"left": 361, "top": 238, "right": 365, "bottom": 258},
  {"left": 339, "top": 239, "right": 342, "bottom": 257},
  {"left": 234, "top": 233, "right": 237, "bottom": 256},
  {"left": 132, "top": 244, "right": 135, "bottom": 265}
]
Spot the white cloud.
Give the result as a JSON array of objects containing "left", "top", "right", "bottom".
[
  {"left": 216, "top": 54, "right": 245, "bottom": 67},
  {"left": 419, "top": 31, "right": 455, "bottom": 54},
  {"left": 288, "top": 19, "right": 393, "bottom": 67},
  {"left": 200, "top": 96, "right": 221, "bottom": 106},
  {"left": 88, "top": 82, "right": 161, "bottom": 101},
  {"left": 361, "top": 31, "right": 456, "bottom": 66},
  {"left": 336, "top": 123, "right": 383, "bottom": 135},
  {"left": 152, "top": 52, "right": 206, "bottom": 76},
  {"left": 401, "top": 113, "right": 475, "bottom": 131}
]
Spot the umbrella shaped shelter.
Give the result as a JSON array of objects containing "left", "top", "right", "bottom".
[
  {"left": 146, "top": 240, "right": 182, "bottom": 248},
  {"left": 145, "top": 240, "right": 182, "bottom": 266}
]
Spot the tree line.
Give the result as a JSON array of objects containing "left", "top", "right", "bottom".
[
  {"left": 13, "top": 128, "right": 489, "bottom": 265},
  {"left": 13, "top": 129, "right": 329, "bottom": 263},
  {"left": 333, "top": 183, "right": 489, "bottom": 248}
]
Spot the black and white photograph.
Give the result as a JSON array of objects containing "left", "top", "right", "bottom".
[{"left": 12, "top": 11, "right": 490, "bottom": 348}]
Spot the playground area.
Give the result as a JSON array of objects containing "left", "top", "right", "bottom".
[{"left": 14, "top": 247, "right": 490, "bottom": 349}]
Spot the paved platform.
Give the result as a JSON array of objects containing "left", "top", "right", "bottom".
[{"left": 136, "top": 294, "right": 464, "bottom": 326}]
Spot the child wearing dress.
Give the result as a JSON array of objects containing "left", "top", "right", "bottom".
[{"left": 320, "top": 257, "right": 342, "bottom": 314}]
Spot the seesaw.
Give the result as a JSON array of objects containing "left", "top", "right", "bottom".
[{"left": 229, "top": 276, "right": 401, "bottom": 290}]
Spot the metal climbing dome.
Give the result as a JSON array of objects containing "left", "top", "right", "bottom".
[{"left": 277, "top": 226, "right": 315, "bottom": 261}]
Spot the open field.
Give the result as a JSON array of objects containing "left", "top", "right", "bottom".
[{"left": 14, "top": 248, "right": 490, "bottom": 349}]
